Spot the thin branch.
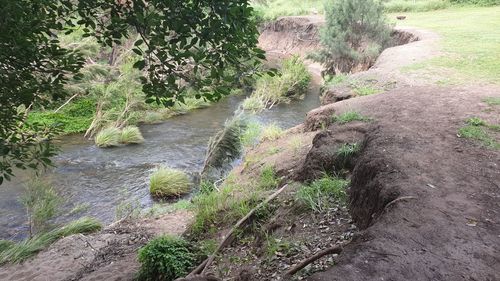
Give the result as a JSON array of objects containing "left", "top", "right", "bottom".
[{"left": 284, "top": 246, "right": 343, "bottom": 278}]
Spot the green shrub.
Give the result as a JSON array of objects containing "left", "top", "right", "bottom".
[
  {"left": 120, "top": 125, "right": 145, "bottom": 144},
  {"left": 296, "top": 176, "right": 349, "bottom": 212},
  {"left": 0, "top": 217, "right": 101, "bottom": 264},
  {"left": 137, "top": 236, "right": 197, "bottom": 281},
  {"left": 261, "top": 123, "right": 284, "bottom": 141},
  {"left": 150, "top": 167, "right": 191, "bottom": 198},
  {"left": 312, "top": 0, "right": 391, "bottom": 75},
  {"left": 95, "top": 127, "right": 121, "bottom": 147}
]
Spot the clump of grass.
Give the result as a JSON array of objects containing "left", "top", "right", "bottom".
[
  {"left": 458, "top": 125, "right": 499, "bottom": 149},
  {"left": 337, "top": 143, "right": 361, "bottom": 168},
  {"left": 288, "top": 135, "right": 304, "bottom": 153},
  {"left": 149, "top": 167, "right": 191, "bottom": 198},
  {"left": 119, "top": 125, "right": 144, "bottom": 144},
  {"left": 137, "top": 235, "right": 197, "bottom": 281},
  {"left": 324, "top": 73, "right": 349, "bottom": 87},
  {"left": 466, "top": 117, "right": 486, "bottom": 126},
  {"left": 267, "top": 146, "right": 280, "bottom": 155},
  {"left": 243, "top": 56, "right": 311, "bottom": 113},
  {"left": 0, "top": 217, "right": 101, "bottom": 264},
  {"left": 296, "top": 176, "right": 350, "bottom": 213},
  {"left": 143, "top": 111, "right": 164, "bottom": 124},
  {"left": 95, "top": 127, "right": 121, "bottom": 147},
  {"left": 240, "top": 120, "right": 263, "bottom": 148},
  {"left": 261, "top": 123, "right": 284, "bottom": 141},
  {"left": 483, "top": 97, "right": 500, "bottom": 106},
  {"left": 0, "top": 240, "right": 13, "bottom": 253},
  {"left": 353, "top": 85, "right": 380, "bottom": 96},
  {"left": 333, "top": 111, "right": 371, "bottom": 124},
  {"left": 259, "top": 166, "right": 279, "bottom": 190}
]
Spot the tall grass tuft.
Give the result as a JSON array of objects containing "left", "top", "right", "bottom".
[
  {"left": 261, "top": 123, "right": 284, "bottom": 141},
  {"left": 333, "top": 111, "right": 371, "bottom": 124},
  {"left": 119, "top": 125, "right": 144, "bottom": 144},
  {"left": 95, "top": 127, "right": 121, "bottom": 147},
  {"left": 0, "top": 217, "right": 101, "bottom": 264},
  {"left": 296, "top": 176, "right": 349, "bottom": 212},
  {"left": 150, "top": 167, "right": 191, "bottom": 198},
  {"left": 242, "top": 56, "right": 311, "bottom": 113}
]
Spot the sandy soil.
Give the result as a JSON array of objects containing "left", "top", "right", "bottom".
[{"left": 0, "top": 211, "right": 193, "bottom": 281}]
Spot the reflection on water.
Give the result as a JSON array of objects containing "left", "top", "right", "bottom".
[{"left": 0, "top": 81, "right": 320, "bottom": 240}]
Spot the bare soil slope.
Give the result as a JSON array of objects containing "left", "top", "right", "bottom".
[{"left": 304, "top": 85, "right": 500, "bottom": 281}]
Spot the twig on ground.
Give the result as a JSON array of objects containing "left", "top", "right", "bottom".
[
  {"left": 384, "top": 196, "right": 417, "bottom": 210},
  {"left": 284, "top": 246, "right": 343, "bottom": 278}
]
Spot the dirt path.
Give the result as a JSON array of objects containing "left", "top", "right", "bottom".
[{"left": 0, "top": 211, "right": 193, "bottom": 281}]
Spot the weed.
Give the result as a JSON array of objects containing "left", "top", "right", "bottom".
[
  {"left": 261, "top": 123, "right": 284, "bottom": 141},
  {"left": 333, "top": 111, "right": 371, "bottom": 124},
  {"left": 259, "top": 166, "right": 279, "bottom": 190},
  {"left": 137, "top": 236, "right": 197, "bottom": 281},
  {"left": 296, "top": 176, "right": 350, "bottom": 213},
  {"left": 119, "top": 125, "right": 144, "bottom": 144},
  {"left": 149, "top": 167, "right": 191, "bottom": 198},
  {"left": 0, "top": 217, "right": 101, "bottom": 264},
  {"left": 95, "top": 127, "right": 121, "bottom": 147},
  {"left": 466, "top": 117, "right": 486, "bottom": 126}
]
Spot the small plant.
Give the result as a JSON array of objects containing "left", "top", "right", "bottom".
[
  {"left": 20, "top": 179, "right": 61, "bottom": 237},
  {"left": 296, "top": 176, "right": 350, "bottom": 212},
  {"left": 95, "top": 127, "right": 121, "bottom": 147},
  {"left": 261, "top": 123, "right": 284, "bottom": 141},
  {"left": 120, "top": 125, "right": 145, "bottom": 144},
  {"left": 336, "top": 142, "right": 361, "bottom": 168},
  {"left": 259, "top": 166, "right": 279, "bottom": 190},
  {"left": 137, "top": 236, "right": 197, "bottom": 281},
  {"left": 333, "top": 111, "right": 371, "bottom": 124},
  {"left": 150, "top": 167, "right": 191, "bottom": 198},
  {"left": 240, "top": 120, "right": 263, "bottom": 147},
  {"left": 466, "top": 117, "right": 486, "bottom": 127}
]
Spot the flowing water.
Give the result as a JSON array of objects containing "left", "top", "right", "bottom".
[{"left": 0, "top": 80, "right": 321, "bottom": 240}]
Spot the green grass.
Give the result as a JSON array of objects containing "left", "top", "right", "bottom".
[
  {"left": 337, "top": 143, "right": 361, "bottom": 167},
  {"left": 119, "top": 126, "right": 145, "bottom": 144},
  {"left": 483, "top": 97, "right": 500, "bottom": 106},
  {"left": 333, "top": 111, "right": 371, "bottom": 124},
  {"left": 252, "top": 0, "right": 323, "bottom": 21},
  {"left": 458, "top": 117, "right": 500, "bottom": 149},
  {"left": 385, "top": 0, "right": 450, "bottom": 12},
  {"left": 0, "top": 217, "right": 101, "bottom": 264},
  {"left": 27, "top": 97, "right": 96, "bottom": 134},
  {"left": 261, "top": 123, "right": 284, "bottom": 141},
  {"left": 396, "top": 6, "right": 500, "bottom": 84},
  {"left": 149, "top": 167, "right": 192, "bottom": 198},
  {"left": 296, "top": 176, "right": 350, "bottom": 212},
  {"left": 258, "top": 166, "right": 279, "bottom": 190},
  {"left": 240, "top": 120, "right": 263, "bottom": 147},
  {"left": 243, "top": 56, "right": 311, "bottom": 113},
  {"left": 94, "top": 127, "right": 121, "bottom": 147},
  {"left": 353, "top": 85, "right": 381, "bottom": 96}
]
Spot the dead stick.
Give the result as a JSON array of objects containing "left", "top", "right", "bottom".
[
  {"left": 54, "top": 93, "right": 79, "bottom": 113},
  {"left": 284, "top": 246, "right": 343, "bottom": 278},
  {"left": 384, "top": 196, "right": 417, "bottom": 211},
  {"left": 199, "top": 184, "right": 288, "bottom": 275}
]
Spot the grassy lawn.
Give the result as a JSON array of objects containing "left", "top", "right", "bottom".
[{"left": 393, "top": 6, "right": 500, "bottom": 84}]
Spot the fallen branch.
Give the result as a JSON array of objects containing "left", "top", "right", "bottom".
[
  {"left": 284, "top": 246, "right": 343, "bottom": 278},
  {"left": 54, "top": 93, "right": 79, "bottom": 113},
  {"left": 188, "top": 184, "right": 288, "bottom": 277}
]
